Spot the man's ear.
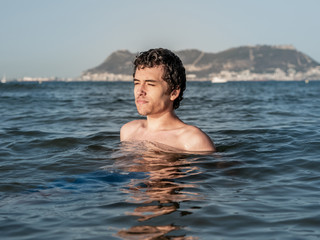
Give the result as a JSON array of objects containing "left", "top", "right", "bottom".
[{"left": 170, "top": 88, "right": 180, "bottom": 101}]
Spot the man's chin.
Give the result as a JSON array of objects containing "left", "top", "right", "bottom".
[
  {"left": 138, "top": 112, "right": 147, "bottom": 116},
  {"left": 136, "top": 108, "right": 148, "bottom": 116}
]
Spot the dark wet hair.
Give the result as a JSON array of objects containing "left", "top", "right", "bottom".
[{"left": 133, "top": 48, "right": 186, "bottom": 109}]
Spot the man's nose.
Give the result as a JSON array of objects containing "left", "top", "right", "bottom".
[{"left": 137, "top": 83, "right": 146, "bottom": 95}]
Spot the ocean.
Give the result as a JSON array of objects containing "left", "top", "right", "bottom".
[{"left": 1, "top": 80, "right": 320, "bottom": 239}]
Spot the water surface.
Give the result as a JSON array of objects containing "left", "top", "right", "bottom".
[{"left": 1, "top": 81, "right": 320, "bottom": 239}]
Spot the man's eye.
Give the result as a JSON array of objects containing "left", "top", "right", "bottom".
[{"left": 148, "top": 84, "right": 155, "bottom": 86}]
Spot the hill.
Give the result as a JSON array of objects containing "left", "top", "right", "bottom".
[{"left": 81, "top": 45, "right": 320, "bottom": 81}]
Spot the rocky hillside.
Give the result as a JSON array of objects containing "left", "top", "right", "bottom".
[{"left": 81, "top": 45, "right": 320, "bottom": 81}]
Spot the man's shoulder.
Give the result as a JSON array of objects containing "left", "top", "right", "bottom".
[
  {"left": 120, "top": 120, "right": 145, "bottom": 141},
  {"left": 122, "top": 119, "right": 145, "bottom": 129},
  {"left": 180, "top": 125, "right": 216, "bottom": 152},
  {"left": 181, "top": 124, "right": 205, "bottom": 136}
]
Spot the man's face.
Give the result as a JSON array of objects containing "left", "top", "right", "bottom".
[{"left": 133, "top": 66, "right": 176, "bottom": 117}]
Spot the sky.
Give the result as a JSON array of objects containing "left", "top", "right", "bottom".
[{"left": 1, "top": 0, "right": 320, "bottom": 79}]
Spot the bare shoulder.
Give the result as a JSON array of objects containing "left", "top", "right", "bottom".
[
  {"left": 181, "top": 125, "right": 216, "bottom": 152},
  {"left": 120, "top": 120, "right": 145, "bottom": 141}
]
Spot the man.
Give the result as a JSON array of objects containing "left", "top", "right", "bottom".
[{"left": 120, "top": 48, "right": 215, "bottom": 152}]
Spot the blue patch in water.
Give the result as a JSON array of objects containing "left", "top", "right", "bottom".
[{"left": 28, "top": 170, "right": 146, "bottom": 193}]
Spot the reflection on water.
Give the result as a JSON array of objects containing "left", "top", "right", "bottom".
[
  {"left": 118, "top": 224, "right": 187, "bottom": 240},
  {"left": 109, "top": 141, "right": 204, "bottom": 239}
]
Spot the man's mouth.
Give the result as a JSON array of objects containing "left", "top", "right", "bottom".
[{"left": 136, "top": 99, "right": 148, "bottom": 104}]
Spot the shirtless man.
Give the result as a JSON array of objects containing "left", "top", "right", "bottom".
[{"left": 120, "top": 48, "right": 215, "bottom": 152}]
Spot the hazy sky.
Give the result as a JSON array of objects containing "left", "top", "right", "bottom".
[{"left": 1, "top": 0, "right": 319, "bottom": 79}]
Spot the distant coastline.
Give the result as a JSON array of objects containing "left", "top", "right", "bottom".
[
  {"left": 3, "top": 77, "right": 319, "bottom": 83},
  {"left": 80, "top": 45, "right": 320, "bottom": 82},
  {"left": 3, "top": 45, "right": 320, "bottom": 82}
]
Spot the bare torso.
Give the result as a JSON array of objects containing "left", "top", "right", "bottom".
[{"left": 120, "top": 119, "right": 215, "bottom": 152}]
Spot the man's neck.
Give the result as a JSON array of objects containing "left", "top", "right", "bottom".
[{"left": 146, "top": 111, "right": 183, "bottom": 132}]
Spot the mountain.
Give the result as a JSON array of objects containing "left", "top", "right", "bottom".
[
  {"left": 89, "top": 50, "right": 134, "bottom": 75},
  {"left": 81, "top": 45, "right": 320, "bottom": 81}
]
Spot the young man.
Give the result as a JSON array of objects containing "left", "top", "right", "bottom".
[{"left": 120, "top": 48, "right": 215, "bottom": 152}]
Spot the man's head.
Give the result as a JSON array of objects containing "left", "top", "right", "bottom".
[{"left": 133, "top": 48, "right": 186, "bottom": 110}]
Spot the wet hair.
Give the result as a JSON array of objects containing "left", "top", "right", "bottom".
[{"left": 133, "top": 48, "right": 186, "bottom": 109}]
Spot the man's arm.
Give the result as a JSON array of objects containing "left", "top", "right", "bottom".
[
  {"left": 120, "top": 123, "right": 130, "bottom": 141},
  {"left": 120, "top": 120, "right": 141, "bottom": 141},
  {"left": 183, "top": 126, "right": 216, "bottom": 152}
]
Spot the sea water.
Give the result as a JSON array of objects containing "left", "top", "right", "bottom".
[{"left": 1, "top": 81, "right": 320, "bottom": 239}]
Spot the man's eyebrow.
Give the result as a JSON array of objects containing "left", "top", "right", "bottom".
[{"left": 133, "top": 79, "right": 157, "bottom": 83}]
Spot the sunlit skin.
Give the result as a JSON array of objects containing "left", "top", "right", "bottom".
[{"left": 120, "top": 65, "right": 215, "bottom": 152}]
